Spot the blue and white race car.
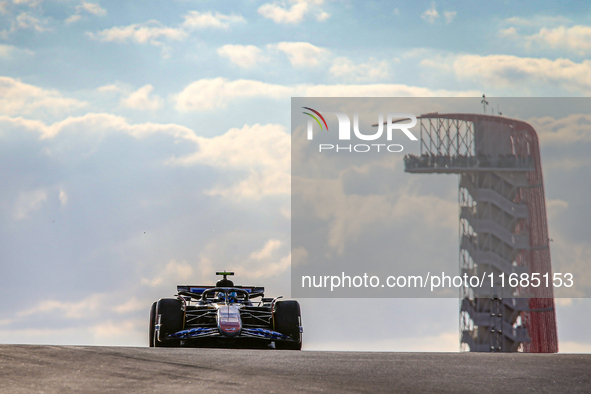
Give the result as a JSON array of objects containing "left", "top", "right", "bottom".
[{"left": 149, "top": 272, "right": 302, "bottom": 350}]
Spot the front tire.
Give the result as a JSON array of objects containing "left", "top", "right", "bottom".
[
  {"left": 149, "top": 302, "right": 157, "bottom": 347},
  {"left": 154, "top": 298, "right": 183, "bottom": 347},
  {"left": 273, "top": 300, "right": 302, "bottom": 350}
]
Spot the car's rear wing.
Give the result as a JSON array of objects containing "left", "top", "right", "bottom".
[{"left": 177, "top": 285, "right": 264, "bottom": 295}]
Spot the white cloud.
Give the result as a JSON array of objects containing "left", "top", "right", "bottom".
[
  {"left": 329, "top": 57, "right": 391, "bottom": 82},
  {"left": 217, "top": 44, "right": 268, "bottom": 68},
  {"left": 0, "top": 2, "right": 51, "bottom": 36},
  {"left": 59, "top": 189, "right": 68, "bottom": 206},
  {"left": 316, "top": 10, "right": 329, "bottom": 21},
  {"left": 241, "top": 252, "right": 291, "bottom": 280},
  {"left": 498, "top": 26, "right": 518, "bottom": 38},
  {"left": 302, "top": 83, "right": 478, "bottom": 97},
  {"left": 174, "top": 77, "right": 479, "bottom": 112},
  {"left": 173, "top": 77, "right": 292, "bottom": 112},
  {"left": 88, "top": 20, "right": 188, "bottom": 45},
  {"left": 421, "top": 2, "right": 439, "bottom": 24},
  {"left": 419, "top": 53, "right": 454, "bottom": 73},
  {"left": 529, "top": 114, "right": 591, "bottom": 145},
  {"left": 65, "top": 14, "right": 82, "bottom": 24},
  {"left": 555, "top": 298, "right": 573, "bottom": 307},
  {"left": 66, "top": 2, "right": 107, "bottom": 24},
  {"left": 546, "top": 198, "right": 569, "bottom": 217},
  {"left": 237, "top": 239, "right": 290, "bottom": 279},
  {"left": 141, "top": 260, "right": 194, "bottom": 287},
  {"left": 0, "top": 2, "right": 7, "bottom": 15},
  {"left": 258, "top": 0, "right": 329, "bottom": 24},
  {"left": 526, "top": 25, "right": 591, "bottom": 55},
  {"left": 526, "top": 113, "right": 591, "bottom": 169},
  {"left": 295, "top": 176, "right": 457, "bottom": 254},
  {"left": 451, "top": 54, "right": 591, "bottom": 94},
  {"left": 0, "top": 322, "right": 144, "bottom": 346},
  {"left": 119, "top": 84, "right": 163, "bottom": 111},
  {"left": 549, "top": 234, "right": 591, "bottom": 297},
  {"left": 0, "top": 43, "right": 34, "bottom": 57},
  {"left": 195, "top": 237, "right": 291, "bottom": 282},
  {"left": 559, "top": 341, "right": 591, "bottom": 353},
  {"left": 0, "top": 113, "right": 288, "bottom": 201},
  {"left": 291, "top": 246, "right": 308, "bottom": 267},
  {"left": 77, "top": 2, "right": 106, "bottom": 17},
  {"left": 0, "top": 112, "right": 198, "bottom": 141},
  {"left": 92, "top": 319, "right": 142, "bottom": 341},
  {"left": 17, "top": 293, "right": 107, "bottom": 319},
  {"left": 13, "top": 0, "right": 42, "bottom": 8},
  {"left": 96, "top": 83, "right": 125, "bottom": 93},
  {"left": 421, "top": 3, "right": 455, "bottom": 25},
  {"left": 541, "top": 156, "right": 591, "bottom": 171},
  {"left": 113, "top": 297, "right": 145, "bottom": 314},
  {"left": 12, "top": 292, "right": 147, "bottom": 344},
  {"left": 14, "top": 188, "right": 47, "bottom": 220},
  {"left": 0, "top": 76, "right": 87, "bottom": 116},
  {"left": 15, "top": 12, "right": 50, "bottom": 32},
  {"left": 270, "top": 41, "right": 328, "bottom": 67},
  {"left": 444, "top": 11, "right": 456, "bottom": 24},
  {"left": 87, "top": 11, "right": 243, "bottom": 56},
  {"left": 170, "top": 123, "right": 291, "bottom": 199},
  {"left": 217, "top": 41, "right": 327, "bottom": 69},
  {"left": 181, "top": 10, "right": 244, "bottom": 30},
  {"left": 499, "top": 16, "right": 591, "bottom": 55},
  {"left": 250, "top": 239, "right": 282, "bottom": 261},
  {"left": 504, "top": 15, "right": 572, "bottom": 28}
]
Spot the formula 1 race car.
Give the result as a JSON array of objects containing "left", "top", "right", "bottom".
[{"left": 149, "top": 272, "right": 302, "bottom": 350}]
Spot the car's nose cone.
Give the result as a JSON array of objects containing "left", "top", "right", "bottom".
[{"left": 217, "top": 305, "right": 242, "bottom": 337}]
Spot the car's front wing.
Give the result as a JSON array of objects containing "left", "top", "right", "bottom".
[{"left": 167, "top": 327, "right": 292, "bottom": 341}]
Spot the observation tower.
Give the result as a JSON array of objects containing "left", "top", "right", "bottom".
[{"left": 403, "top": 113, "right": 558, "bottom": 352}]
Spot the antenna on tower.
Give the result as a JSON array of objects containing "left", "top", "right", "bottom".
[{"left": 481, "top": 94, "right": 489, "bottom": 114}]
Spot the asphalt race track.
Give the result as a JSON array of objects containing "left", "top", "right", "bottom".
[{"left": 0, "top": 345, "right": 589, "bottom": 393}]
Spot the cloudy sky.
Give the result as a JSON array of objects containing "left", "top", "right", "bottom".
[{"left": 1, "top": 0, "right": 590, "bottom": 352}]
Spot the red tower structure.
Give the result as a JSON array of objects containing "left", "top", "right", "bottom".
[{"left": 404, "top": 113, "right": 558, "bottom": 352}]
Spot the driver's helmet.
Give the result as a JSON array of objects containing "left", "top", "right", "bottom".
[
  {"left": 228, "top": 291, "right": 238, "bottom": 303},
  {"left": 217, "top": 291, "right": 238, "bottom": 303}
]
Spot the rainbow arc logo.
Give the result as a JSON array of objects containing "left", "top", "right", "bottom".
[{"left": 302, "top": 107, "right": 328, "bottom": 139}]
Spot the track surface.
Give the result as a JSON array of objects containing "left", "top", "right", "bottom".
[{"left": 0, "top": 345, "right": 589, "bottom": 393}]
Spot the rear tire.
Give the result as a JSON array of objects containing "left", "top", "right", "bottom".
[
  {"left": 273, "top": 300, "right": 302, "bottom": 350},
  {"left": 149, "top": 302, "right": 157, "bottom": 347},
  {"left": 154, "top": 298, "right": 183, "bottom": 347}
]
